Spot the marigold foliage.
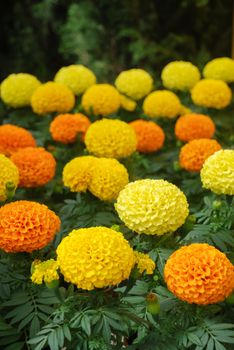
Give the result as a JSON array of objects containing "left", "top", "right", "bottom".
[
  {"left": 31, "top": 259, "right": 59, "bottom": 284},
  {"left": 119, "top": 94, "right": 137, "bottom": 111},
  {"left": 133, "top": 251, "right": 155, "bottom": 274},
  {"left": 203, "top": 57, "right": 234, "bottom": 82},
  {"left": 0, "top": 154, "right": 19, "bottom": 201},
  {"left": 143, "top": 90, "right": 182, "bottom": 118}
]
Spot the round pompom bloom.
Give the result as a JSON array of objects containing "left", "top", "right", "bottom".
[
  {"left": 54, "top": 65, "right": 96, "bottom": 95},
  {"left": 0, "top": 154, "right": 19, "bottom": 201},
  {"left": 133, "top": 251, "right": 155, "bottom": 275},
  {"left": 81, "top": 84, "right": 120, "bottom": 116},
  {"left": 164, "top": 243, "right": 234, "bottom": 305},
  {"left": 175, "top": 113, "right": 216, "bottom": 142},
  {"left": 11, "top": 147, "right": 56, "bottom": 187},
  {"left": 129, "top": 119, "right": 165, "bottom": 153},
  {"left": 0, "top": 201, "right": 61, "bottom": 253},
  {"left": 203, "top": 57, "right": 234, "bottom": 82},
  {"left": 179, "top": 139, "right": 221, "bottom": 172},
  {"left": 200, "top": 149, "right": 234, "bottom": 195},
  {"left": 85, "top": 118, "right": 137, "bottom": 158},
  {"left": 1, "top": 73, "right": 41, "bottom": 108},
  {"left": 49, "top": 113, "right": 91, "bottom": 144},
  {"left": 0, "top": 124, "right": 36, "bottom": 156},
  {"left": 56, "top": 227, "right": 135, "bottom": 290},
  {"left": 191, "top": 79, "right": 232, "bottom": 109},
  {"left": 119, "top": 94, "right": 137, "bottom": 111},
  {"left": 115, "top": 179, "right": 189, "bottom": 235},
  {"left": 143, "top": 90, "right": 182, "bottom": 118},
  {"left": 115, "top": 69, "right": 153, "bottom": 100},
  {"left": 31, "top": 259, "right": 59, "bottom": 285},
  {"left": 31, "top": 82, "right": 75, "bottom": 115}
]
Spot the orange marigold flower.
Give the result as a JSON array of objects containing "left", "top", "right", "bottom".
[
  {"left": 129, "top": 119, "right": 165, "bottom": 153},
  {"left": 49, "top": 113, "right": 91, "bottom": 144},
  {"left": 175, "top": 113, "right": 216, "bottom": 142},
  {"left": 179, "top": 139, "right": 221, "bottom": 172},
  {"left": 11, "top": 147, "right": 56, "bottom": 187},
  {"left": 0, "top": 124, "right": 36, "bottom": 156},
  {"left": 164, "top": 243, "right": 234, "bottom": 305},
  {"left": 0, "top": 201, "right": 61, "bottom": 253}
]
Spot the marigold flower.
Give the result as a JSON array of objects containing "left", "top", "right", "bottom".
[
  {"left": 203, "top": 57, "right": 234, "bottom": 82},
  {"left": 129, "top": 119, "right": 165, "bottom": 153},
  {"left": 119, "top": 94, "right": 137, "bottom": 111},
  {"left": 164, "top": 243, "right": 234, "bottom": 305},
  {"left": 143, "top": 90, "right": 182, "bottom": 118},
  {"left": 56, "top": 227, "right": 135, "bottom": 290},
  {"left": 133, "top": 251, "right": 155, "bottom": 274},
  {"left": 31, "top": 259, "right": 59, "bottom": 284},
  {"left": 49, "top": 113, "right": 91, "bottom": 144},
  {"left": 0, "top": 154, "right": 19, "bottom": 201},
  {"left": 0, "top": 201, "right": 60, "bottom": 253},
  {"left": 1, "top": 73, "right": 41, "bottom": 108},
  {"left": 115, "top": 179, "right": 189, "bottom": 235},
  {"left": 81, "top": 84, "right": 120, "bottom": 116},
  {"left": 200, "top": 149, "right": 234, "bottom": 195},
  {"left": 31, "top": 82, "right": 75, "bottom": 115},
  {"left": 54, "top": 64, "right": 96, "bottom": 95},
  {"left": 191, "top": 79, "right": 232, "bottom": 109},
  {"left": 85, "top": 118, "right": 137, "bottom": 158}
]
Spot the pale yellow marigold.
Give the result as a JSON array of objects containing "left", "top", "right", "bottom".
[
  {"left": 203, "top": 57, "right": 234, "bottom": 82},
  {"left": 56, "top": 227, "right": 135, "bottom": 290},
  {"left": 0, "top": 154, "right": 19, "bottom": 201},
  {"left": 81, "top": 84, "right": 120, "bottom": 116},
  {"left": 1, "top": 73, "right": 41, "bottom": 108},
  {"left": 161, "top": 61, "right": 200, "bottom": 91},
  {"left": 115, "top": 69, "right": 153, "bottom": 100},
  {"left": 120, "top": 94, "right": 137, "bottom": 111},
  {"left": 191, "top": 79, "right": 232, "bottom": 109},
  {"left": 143, "top": 90, "right": 182, "bottom": 118},
  {"left": 54, "top": 65, "right": 96, "bottom": 95},
  {"left": 85, "top": 118, "right": 137, "bottom": 158},
  {"left": 31, "top": 259, "right": 59, "bottom": 285},
  {"left": 200, "top": 149, "right": 234, "bottom": 195},
  {"left": 134, "top": 251, "right": 155, "bottom": 274},
  {"left": 115, "top": 179, "right": 189, "bottom": 235}
]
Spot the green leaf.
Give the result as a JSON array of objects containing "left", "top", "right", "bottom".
[
  {"left": 188, "top": 333, "right": 203, "bottom": 346},
  {"left": 48, "top": 330, "right": 59, "bottom": 350},
  {"left": 207, "top": 337, "right": 214, "bottom": 350}
]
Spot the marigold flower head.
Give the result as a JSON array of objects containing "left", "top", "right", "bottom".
[
  {"left": 129, "top": 119, "right": 165, "bottom": 153},
  {"left": 203, "top": 57, "right": 234, "bottom": 82},
  {"left": 191, "top": 79, "right": 232, "bottom": 109},
  {"left": 200, "top": 149, "right": 234, "bottom": 195},
  {"left": 1, "top": 73, "right": 41, "bottom": 108},
  {"left": 56, "top": 227, "right": 135, "bottom": 290},
  {"left": 143, "top": 90, "right": 182, "bottom": 118},
  {"left": 54, "top": 65, "right": 96, "bottom": 95},
  {"left": 0, "top": 201, "right": 60, "bottom": 253},
  {"left": 119, "top": 94, "right": 137, "bottom": 111},
  {"left": 85, "top": 118, "right": 137, "bottom": 158},
  {"left": 133, "top": 251, "right": 155, "bottom": 274},
  {"left": 0, "top": 154, "right": 19, "bottom": 201},
  {"left": 81, "top": 84, "right": 120, "bottom": 116},
  {"left": 115, "top": 179, "right": 189, "bottom": 235},
  {"left": 164, "top": 243, "right": 234, "bottom": 305},
  {"left": 31, "top": 82, "right": 75, "bottom": 115},
  {"left": 31, "top": 259, "right": 59, "bottom": 284},
  {"left": 115, "top": 69, "right": 153, "bottom": 100}
]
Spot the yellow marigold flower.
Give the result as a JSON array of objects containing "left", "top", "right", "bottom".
[
  {"left": 54, "top": 65, "right": 96, "bottom": 95},
  {"left": 115, "top": 69, "right": 153, "bottom": 100},
  {"left": 119, "top": 94, "right": 137, "bottom": 111},
  {"left": 31, "top": 259, "right": 59, "bottom": 285},
  {"left": 200, "top": 149, "right": 234, "bottom": 195},
  {"left": 203, "top": 57, "right": 234, "bottom": 82},
  {"left": 85, "top": 118, "right": 137, "bottom": 158},
  {"left": 81, "top": 84, "right": 120, "bottom": 116},
  {"left": 164, "top": 243, "right": 234, "bottom": 305},
  {"left": 191, "top": 79, "right": 232, "bottom": 109},
  {"left": 161, "top": 61, "right": 200, "bottom": 91},
  {"left": 31, "top": 82, "right": 75, "bottom": 115},
  {"left": 115, "top": 179, "right": 189, "bottom": 235},
  {"left": 56, "top": 227, "right": 135, "bottom": 290},
  {"left": 133, "top": 251, "right": 155, "bottom": 274},
  {"left": 0, "top": 154, "right": 19, "bottom": 201},
  {"left": 1, "top": 73, "right": 41, "bottom": 108},
  {"left": 143, "top": 90, "right": 182, "bottom": 118}
]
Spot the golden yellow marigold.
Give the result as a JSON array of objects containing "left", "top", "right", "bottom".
[
  {"left": 129, "top": 119, "right": 165, "bottom": 153},
  {"left": 119, "top": 94, "right": 137, "bottom": 111},
  {"left": 31, "top": 259, "right": 59, "bottom": 284},
  {"left": 85, "top": 118, "right": 137, "bottom": 158},
  {"left": 49, "top": 113, "right": 91, "bottom": 144},
  {"left": 0, "top": 154, "right": 19, "bottom": 201},
  {"left": 133, "top": 251, "right": 155, "bottom": 274},
  {"left": 203, "top": 57, "right": 234, "bottom": 82},
  {"left": 191, "top": 79, "right": 232, "bottom": 109},
  {"left": 54, "top": 64, "right": 96, "bottom": 95},
  {"left": 0, "top": 201, "right": 60, "bottom": 253},
  {"left": 161, "top": 61, "right": 200, "bottom": 91},
  {"left": 115, "top": 69, "right": 153, "bottom": 100},
  {"left": 1, "top": 73, "right": 41, "bottom": 108},
  {"left": 115, "top": 179, "right": 189, "bottom": 235},
  {"left": 143, "top": 90, "right": 182, "bottom": 118},
  {"left": 200, "top": 149, "right": 234, "bottom": 195},
  {"left": 56, "top": 227, "right": 135, "bottom": 290},
  {"left": 81, "top": 84, "right": 120, "bottom": 116},
  {"left": 31, "top": 82, "right": 75, "bottom": 115},
  {"left": 11, "top": 147, "right": 56, "bottom": 187},
  {"left": 164, "top": 243, "right": 234, "bottom": 305}
]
